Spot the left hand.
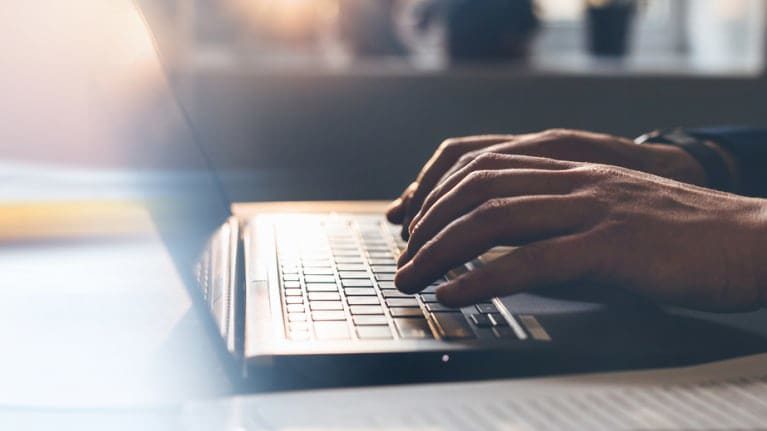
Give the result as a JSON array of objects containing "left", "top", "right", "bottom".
[{"left": 394, "top": 153, "right": 767, "bottom": 311}]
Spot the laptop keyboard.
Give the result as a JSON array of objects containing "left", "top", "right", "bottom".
[{"left": 273, "top": 215, "right": 522, "bottom": 342}]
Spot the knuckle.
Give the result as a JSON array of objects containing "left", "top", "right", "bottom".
[
  {"left": 457, "top": 151, "right": 480, "bottom": 165},
  {"left": 542, "top": 128, "right": 575, "bottom": 140},
  {"left": 463, "top": 169, "right": 496, "bottom": 189},
  {"left": 572, "top": 163, "right": 617, "bottom": 179},
  {"left": 475, "top": 198, "right": 507, "bottom": 220},
  {"left": 474, "top": 152, "right": 503, "bottom": 165},
  {"left": 463, "top": 153, "right": 501, "bottom": 173},
  {"left": 438, "top": 136, "right": 473, "bottom": 154}
]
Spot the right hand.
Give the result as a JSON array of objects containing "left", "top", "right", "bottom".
[{"left": 386, "top": 129, "right": 708, "bottom": 239}]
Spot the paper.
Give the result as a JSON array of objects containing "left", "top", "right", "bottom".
[{"left": 184, "top": 353, "right": 767, "bottom": 430}]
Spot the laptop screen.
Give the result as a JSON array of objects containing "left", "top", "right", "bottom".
[{"left": 103, "top": 1, "right": 234, "bottom": 328}]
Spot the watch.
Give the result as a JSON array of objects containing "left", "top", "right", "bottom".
[{"left": 635, "top": 128, "right": 734, "bottom": 192}]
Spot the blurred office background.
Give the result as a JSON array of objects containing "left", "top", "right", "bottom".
[
  {"left": 6, "top": 0, "right": 767, "bottom": 201},
  {"left": 133, "top": 0, "right": 767, "bottom": 201}
]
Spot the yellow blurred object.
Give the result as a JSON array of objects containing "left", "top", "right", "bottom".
[
  {"left": 0, "top": 200, "right": 156, "bottom": 244},
  {"left": 227, "top": 0, "right": 340, "bottom": 42}
]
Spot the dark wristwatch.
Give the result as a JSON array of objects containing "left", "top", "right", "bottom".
[{"left": 635, "top": 128, "right": 734, "bottom": 192}]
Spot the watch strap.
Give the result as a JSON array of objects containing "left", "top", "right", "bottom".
[{"left": 635, "top": 129, "right": 733, "bottom": 192}]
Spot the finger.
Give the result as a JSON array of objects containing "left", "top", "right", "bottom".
[
  {"left": 402, "top": 168, "right": 579, "bottom": 265},
  {"left": 386, "top": 182, "right": 417, "bottom": 224},
  {"left": 395, "top": 195, "right": 592, "bottom": 293},
  {"left": 435, "top": 132, "right": 548, "bottom": 182},
  {"left": 436, "top": 234, "right": 592, "bottom": 307},
  {"left": 400, "top": 135, "right": 515, "bottom": 238},
  {"left": 409, "top": 154, "right": 576, "bottom": 234}
]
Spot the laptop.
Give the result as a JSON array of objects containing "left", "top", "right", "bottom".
[{"left": 124, "top": 1, "right": 766, "bottom": 390}]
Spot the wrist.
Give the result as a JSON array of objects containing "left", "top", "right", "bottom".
[
  {"left": 636, "top": 129, "right": 736, "bottom": 192},
  {"left": 702, "top": 140, "right": 741, "bottom": 192},
  {"left": 643, "top": 143, "right": 707, "bottom": 186}
]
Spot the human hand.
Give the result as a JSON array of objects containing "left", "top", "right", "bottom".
[
  {"left": 386, "top": 129, "right": 708, "bottom": 239},
  {"left": 394, "top": 154, "right": 767, "bottom": 312}
]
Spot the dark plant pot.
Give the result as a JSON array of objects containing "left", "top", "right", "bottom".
[
  {"left": 443, "top": 0, "right": 539, "bottom": 61},
  {"left": 586, "top": 3, "right": 636, "bottom": 57}
]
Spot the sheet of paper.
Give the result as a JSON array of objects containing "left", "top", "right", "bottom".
[{"left": 184, "top": 353, "right": 767, "bottom": 430}]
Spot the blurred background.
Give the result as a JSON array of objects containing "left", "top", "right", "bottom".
[
  {"left": 5, "top": 0, "right": 767, "bottom": 202},
  {"left": 143, "top": 0, "right": 767, "bottom": 201}
]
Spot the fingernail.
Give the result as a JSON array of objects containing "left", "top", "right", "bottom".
[{"left": 386, "top": 198, "right": 402, "bottom": 212}]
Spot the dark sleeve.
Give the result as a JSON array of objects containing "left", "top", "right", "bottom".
[{"left": 687, "top": 127, "right": 767, "bottom": 198}]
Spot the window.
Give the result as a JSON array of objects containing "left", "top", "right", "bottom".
[{"left": 534, "top": 0, "right": 765, "bottom": 74}]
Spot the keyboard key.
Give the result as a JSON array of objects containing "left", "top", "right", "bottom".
[
  {"left": 308, "top": 292, "right": 341, "bottom": 301},
  {"left": 378, "top": 281, "right": 396, "bottom": 290},
  {"left": 302, "top": 260, "right": 332, "bottom": 268},
  {"left": 285, "top": 296, "right": 304, "bottom": 304},
  {"left": 431, "top": 312, "right": 475, "bottom": 339},
  {"left": 288, "top": 312, "right": 307, "bottom": 322},
  {"left": 475, "top": 303, "right": 498, "bottom": 313},
  {"left": 284, "top": 290, "right": 303, "bottom": 297},
  {"left": 350, "top": 305, "right": 384, "bottom": 315},
  {"left": 426, "top": 303, "right": 458, "bottom": 312},
  {"left": 339, "top": 271, "right": 369, "bottom": 279},
  {"left": 310, "top": 301, "right": 343, "bottom": 311},
  {"left": 389, "top": 307, "right": 424, "bottom": 318},
  {"left": 347, "top": 296, "right": 380, "bottom": 305},
  {"left": 470, "top": 313, "right": 493, "bottom": 328},
  {"left": 381, "top": 289, "right": 413, "bottom": 299},
  {"left": 421, "top": 285, "right": 439, "bottom": 293},
  {"left": 333, "top": 250, "right": 362, "bottom": 257},
  {"left": 357, "top": 326, "right": 393, "bottom": 339},
  {"left": 376, "top": 274, "right": 395, "bottom": 281},
  {"left": 312, "top": 311, "right": 347, "bottom": 321},
  {"left": 306, "top": 284, "right": 338, "bottom": 292},
  {"left": 283, "top": 281, "right": 301, "bottom": 289},
  {"left": 353, "top": 315, "right": 388, "bottom": 325},
  {"left": 493, "top": 326, "right": 517, "bottom": 339},
  {"left": 419, "top": 294, "right": 438, "bottom": 303},
  {"left": 341, "top": 279, "right": 374, "bottom": 287},
  {"left": 286, "top": 304, "right": 305, "bottom": 313},
  {"left": 289, "top": 322, "right": 309, "bottom": 331},
  {"left": 386, "top": 298, "right": 419, "bottom": 308},
  {"left": 489, "top": 313, "right": 509, "bottom": 327},
  {"left": 394, "top": 318, "right": 433, "bottom": 339},
  {"left": 282, "top": 274, "right": 300, "bottom": 281},
  {"left": 314, "top": 322, "right": 350, "bottom": 339},
  {"left": 369, "top": 258, "right": 396, "bottom": 265},
  {"left": 337, "top": 264, "right": 367, "bottom": 272},
  {"left": 288, "top": 331, "right": 310, "bottom": 341},
  {"left": 304, "top": 275, "right": 336, "bottom": 283},
  {"left": 344, "top": 287, "right": 377, "bottom": 296},
  {"left": 303, "top": 268, "right": 333, "bottom": 275},
  {"left": 371, "top": 265, "right": 397, "bottom": 274},
  {"left": 335, "top": 257, "right": 364, "bottom": 264}
]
